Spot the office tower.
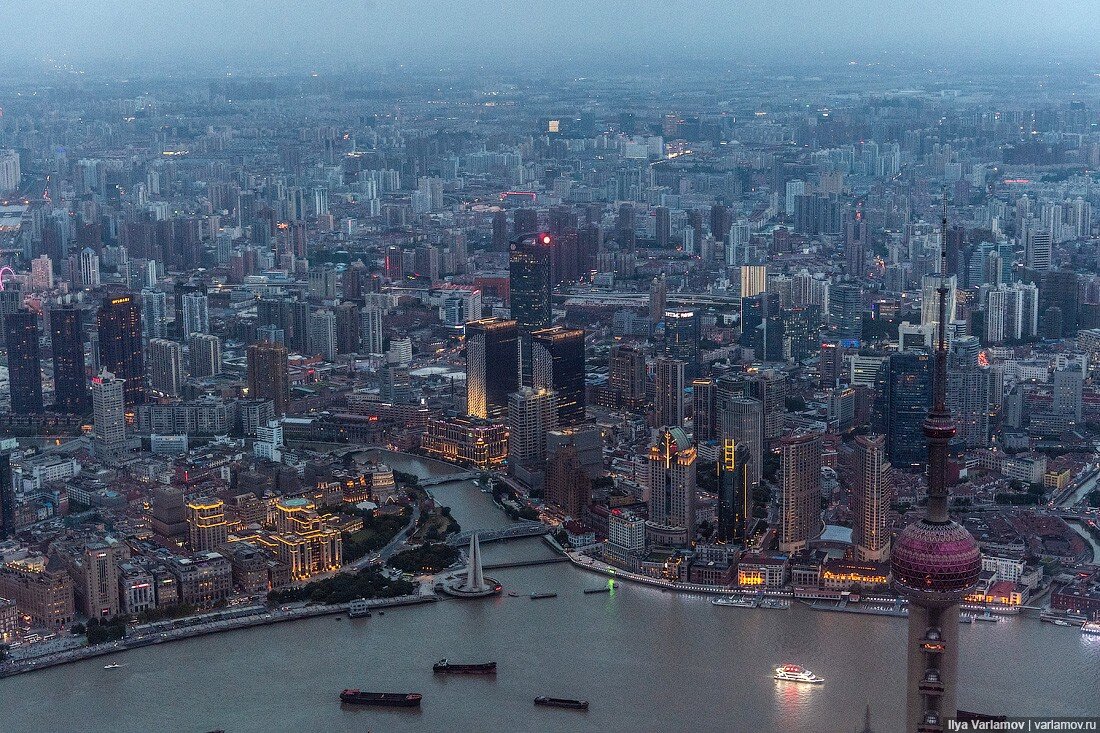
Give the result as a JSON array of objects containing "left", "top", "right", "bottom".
[
  {"left": 892, "top": 204, "right": 980, "bottom": 731},
  {"left": 777, "top": 432, "right": 822, "bottom": 553},
  {"left": 4, "top": 310, "right": 43, "bottom": 413},
  {"left": 1052, "top": 368, "right": 1084, "bottom": 424},
  {"left": 921, "top": 274, "right": 957, "bottom": 330},
  {"left": 886, "top": 351, "right": 933, "bottom": 470},
  {"left": 983, "top": 282, "right": 1038, "bottom": 343},
  {"left": 509, "top": 234, "right": 553, "bottom": 332},
  {"left": 1039, "top": 270, "right": 1080, "bottom": 338},
  {"left": 0, "top": 451, "right": 14, "bottom": 539},
  {"left": 91, "top": 370, "right": 126, "bottom": 456},
  {"left": 148, "top": 339, "right": 183, "bottom": 398},
  {"left": 465, "top": 318, "right": 519, "bottom": 420},
  {"left": 649, "top": 274, "right": 667, "bottom": 323},
  {"left": 82, "top": 542, "right": 122, "bottom": 619},
  {"left": 709, "top": 204, "right": 731, "bottom": 243},
  {"left": 50, "top": 306, "right": 88, "bottom": 413},
  {"left": 654, "top": 206, "right": 671, "bottom": 249},
  {"left": 716, "top": 438, "right": 750, "bottom": 544},
  {"left": 513, "top": 208, "right": 538, "bottom": 238},
  {"left": 1024, "top": 226, "right": 1052, "bottom": 271},
  {"left": 642, "top": 427, "right": 697, "bottom": 542},
  {"left": 739, "top": 264, "right": 768, "bottom": 299},
  {"left": 752, "top": 370, "right": 788, "bottom": 446},
  {"left": 334, "top": 302, "right": 360, "bottom": 355},
  {"left": 187, "top": 498, "right": 229, "bottom": 552},
  {"left": 380, "top": 364, "right": 415, "bottom": 404},
  {"left": 783, "top": 305, "right": 818, "bottom": 363},
  {"left": 97, "top": 294, "right": 146, "bottom": 405},
  {"left": 654, "top": 357, "right": 685, "bottom": 428},
  {"left": 692, "top": 377, "right": 717, "bottom": 443},
  {"left": 609, "top": 344, "right": 647, "bottom": 408},
  {"left": 663, "top": 308, "right": 700, "bottom": 378},
  {"left": 946, "top": 338, "right": 991, "bottom": 447},
  {"left": 545, "top": 442, "right": 591, "bottom": 518},
  {"left": 829, "top": 281, "right": 863, "bottom": 342},
  {"left": 819, "top": 341, "right": 847, "bottom": 387},
  {"left": 531, "top": 326, "right": 585, "bottom": 427},
  {"left": 361, "top": 305, "right": 384, "bottom": 354},
  {"left": 492, "top": 210, "right": 509, "bottom": 251},
  {"left": 845, "top": 208, "right": 868, "bottom": 276},
  {"left": 718, "top": 395, "right": 763, "bottom": 488},
  {"left": 247, "top": 341, "right": 290, "bottom": 415},
  {"left": 140, "top": 288, "right": 167, "bottom": 339},
  {"left": 508, "top": 387, "right": 558, "bottom": 466},
  {"left": 179, "top": 292, "right": 209, "bottom": 337},
  {"left": 852, "top": 434, "right": 891, "bottom": 562},
  {"left": 743, "top": 292, "right": 784, "bottom": 362},
  {"left": 188, "top": 334, "right": 222, "bottom": 378},
  {"left": 308, "top": 309, "right": 337, "bottom": 361}
]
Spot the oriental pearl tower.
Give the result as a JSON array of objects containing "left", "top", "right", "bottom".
[{"left": 890, "top": 193, "right": 981, "bottom": 733}]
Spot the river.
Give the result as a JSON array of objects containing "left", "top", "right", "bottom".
[{"left": 4, "top": 451, "right": 1099, "bottom": 733}]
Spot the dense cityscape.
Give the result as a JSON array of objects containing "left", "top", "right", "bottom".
[{"left": 1, "top": 11, "right": 1100, "bottom": 732}]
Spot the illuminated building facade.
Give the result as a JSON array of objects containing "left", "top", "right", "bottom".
[
  {"left": 465, "top": 317, "right": 519, "bottom": 420},
  {"left": 0, "top": 563, "right": 75, "bottom": 629},
  {"left": 421, "top": 415, "right": 508, "bottom": 469},
  {"left": 97, "top": 294, "right": 146, "bottom": 405},
  {"left": 531, "top": 326, "right": 586, "bottom": 427},
  {"left": 187, "top": 497, "right": 229, "bottom": 551},
  {"left": 852, "top": 434, "right": 891, "bottom": 563},
  {"left": 778, "top": 432, "right": 822, "bottom": 554},
  {"left": 642, "top": 427, "right": 697, "bottom": 543},
  {"left": 716, "top": 438, "right": 750, "bottom": 544}
]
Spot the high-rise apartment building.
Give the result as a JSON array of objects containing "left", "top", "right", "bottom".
[
  {"left": 91, "top": 370, "right": 126, "bottom": 456},
  {"left": 247, "top": 341, "right": 290, "bottom": 415},
  {"left": 852, "top": 434, "right": 891, "bottom": 562},
  {"left": 97, "top": 294, "right": 146, "bottom": 405},
  {"left": 148, "top": 338, "right": 183, "bottom": 398}
]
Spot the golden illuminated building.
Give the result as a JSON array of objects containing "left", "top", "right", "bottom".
[
  {"left": 187, "top": 497, "right": 229, "bottom": 551},
  {"left": 421, "top": 415, "right": 508, "bottom": 469}
]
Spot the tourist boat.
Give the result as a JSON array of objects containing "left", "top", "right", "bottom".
[
  {"left": 530, "top": 592, "right": 557, "bottom": 600},
  {"left": 103, "top": 664, "right": 123, "bottom": 670},
  {"left": 1080, "top": 621, "right": 1100, "bottom": 636},
  {"left": 534, "top": 696, "right": 589, "bottom": 710},
  {"left": 340, "top": 690, "right": 422, "bottom": 707},
  {"left": 433, "top": 659, "right": 497, "bottom": 675},
  {"left": 1053, "top": 619, "right": 1072, "bottom": 627},
  {"left": 759, "top": 597, "right": 791, "bottom": 610},
  {"left": 773, "top": 664, "right": 824, "bottom": 684},
  {"left": 712, "top": 595, "right": 758, "bottom": 609}
]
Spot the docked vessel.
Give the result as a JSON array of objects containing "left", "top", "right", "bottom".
[
  {"left": 530, "top": 592, "right": 557, "bottom": 600},
  {"left": 712, "top": 595, "right": 758, "bottom": 609},
  {"left": 339, "top": 690, "right": 422, "bottom": 707},
  {"left": 433, "top": 659, "right": 497, "bottom": 675},
  {"left": 534, "top": 696, "right": 589, "bottom": 710},
  {"left": 773, "top": 664, "right": 824, "bottom": 684},
  {"left": 1081, "top": 621, "right": 1100, "bottom": 636}
]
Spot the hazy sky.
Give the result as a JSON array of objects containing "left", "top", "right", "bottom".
[{"left": 6, "top": 1, "right": 1098, "bottom": 71}]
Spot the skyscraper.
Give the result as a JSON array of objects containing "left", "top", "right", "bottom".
[
  {"left": 609, "top": 344, "right": 646, "bottom": 408},
  {"left": 180, "top": 292, "right": 210, "bottom": 336},
  {"left": 0, "top": 451, "right": 14, "bottom": 539},
  {"left": 892, "top": 199, "right": 980, "bottom": 732},
  {"left": 50, "top": 306, "right": 88, "bottom": 413},
  {"left": 4, "top": 310, "right": 43, "bottom": 414},
  {"left": 716, "top": 438, "right": 750, "bottom": 545},
  {"left": 188, "top": 334, "right": 222, "bottom": 378},
  {"left": 649, "top": 274, "right": 667, "bottom": 323},
  {"left": 509, "top": 234, "right": 553, "bottom": 333},
  {"left": 691, "top": 377, "right": 717, "bottom": 443},
  {"left": 718, "top": 395, "right": 763, "bottom": 489},
  {"left": 507, "top": 386, "right": 557, "bottom": 467},
  {"left": 852, "top": 434, "right": 891, "bottom": 562},
  {"left": 247, "top": 341, "right": 290, "bottom": 415},
  {"left": 829, "top": 281, "right": 863, "bottom": 342},
  {"left": 140, "top": 289, "right": 167, "bottom": 340},
  {"left": 642, "top": 427, "right": 697, "bottom": 544},
  {"left": 465, "top": 318, "right": 519, "bottom": 421},
  {"left": 531, "top": 326, "right": 585, "bottom": 427},
  {"left": 663, "top": 307, "right": 699, "bottom": 378},
  {"left": 97, "top": 294, "right": 146, "bottom": 405},
  {"left": 654, "top": 357, "right": 685, "bottom": 428},
  {"left": 148, "top": 339, "right": 183, "bottom": 398},
  {"left": 545, "top": 442, "right": 591, "bottom": 519},
  {"left": 886, "top": 351, "right": 933, "bottom": 470},
  {"left": 777, "top": 432, "right": 822, "bottom": 553},
  {"left": 91, "top": 370, "right": 126, "bottom": 456}
]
